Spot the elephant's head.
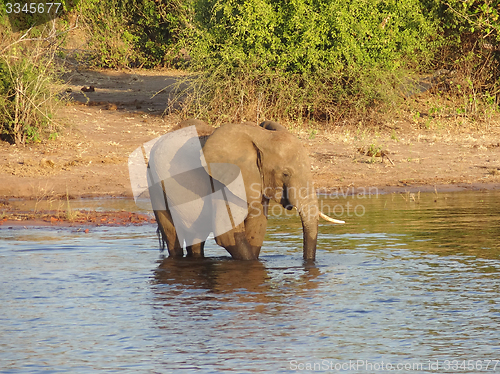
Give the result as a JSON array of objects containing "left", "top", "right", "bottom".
[{"left": 202, "top": 121, "right": 321, "bottom": 260}]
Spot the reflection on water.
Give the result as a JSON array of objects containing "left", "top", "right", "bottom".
[
  {"left": 0, "top": 191, "right": 499, "bottom": 373},
  {"left": 5, "top": 197, "right": 152, "bottom": 213}
]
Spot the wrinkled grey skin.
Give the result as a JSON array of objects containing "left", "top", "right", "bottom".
[{"left": 149, "top": 120, "right": 319, "bottom": 261}]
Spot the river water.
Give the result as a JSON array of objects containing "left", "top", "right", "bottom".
[{"left": 1, "top": 191, "right": 499, "bottom": 373}]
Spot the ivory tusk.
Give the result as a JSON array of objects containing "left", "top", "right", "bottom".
[{"left": 319, "top": 211, "right": 345, "bottom": 224}]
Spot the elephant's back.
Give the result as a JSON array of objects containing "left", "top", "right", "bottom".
[{"left": 172, "top": 119, "right": 214, "bottom": 137}]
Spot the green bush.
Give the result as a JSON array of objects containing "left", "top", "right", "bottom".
[
  {"left": 440, "top": 0, "right": 499, "bottom": 40},
  {"left": 192, "top": 0, "right": 438, "bottom": 73},
  {"left": 0, "top": 3, "right": 66, "bottom": 145},
  {"left": 0, "top": 21, "right": 61, "bottom": 147},
  {"left": 439, "top": 0, "right": 499, "bottom": 108},
  {"left": 180, "top": 0, "right": 440, "bottom": 123},
  {"left": 76, "top": 0, "right": 137, "bottom": 67},
  {"left": 0, "top": 50, "right": 60, "bottom": 145},
  {"left": 3, "top": 0, "right": 496, "bottom": 132},
  {"left": 77, "top": 0, "right": 191, "bottom": 68},
  {"left": 128, "top": 0, "right": 195, "bottom": 67}
]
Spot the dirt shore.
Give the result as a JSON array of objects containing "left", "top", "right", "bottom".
[{"left": 1, "top": 68, "right": 499, "bottom": 222}]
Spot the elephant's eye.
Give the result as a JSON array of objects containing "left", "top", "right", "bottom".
[{"left": 282, "top": 171, "right": 291, "bottom": 178}]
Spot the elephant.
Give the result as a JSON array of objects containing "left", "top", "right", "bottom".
[{"left": 147, "top": 119, "right": 343, "bottom": 261}]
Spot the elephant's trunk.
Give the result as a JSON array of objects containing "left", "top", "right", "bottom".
[{"left": 294, "top": 192, "right": 319, "bottom": 261}]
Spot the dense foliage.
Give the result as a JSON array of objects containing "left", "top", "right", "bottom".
[
  {"left": 0, "top": 1, "right": 63, "bottom": 145},
  {"left": 185, "top": 0, "right": 442, "bottom": 122},
  {"left": 182, "top": 0, "right": 499, "bottom": 123},
  {"left": 76, "top": 0, "right": 192, "bottom": 67},
  {"left": 191, "top": 0, "right": 437, "bottom": 73},
  {"left": 0, "top": 43, "right": 61, "bottom": 145}
]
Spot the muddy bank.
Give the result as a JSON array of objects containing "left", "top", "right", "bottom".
[{"left": 0, "top": 201, "right": 154, "bottom": 228}]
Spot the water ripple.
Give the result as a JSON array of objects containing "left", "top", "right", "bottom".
[{"left": 0, "top": 191, "right": 499, "bottom": 373}]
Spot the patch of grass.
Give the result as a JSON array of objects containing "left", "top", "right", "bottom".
[
  {"left": 172, "top": 63, "right": 407, "bottom": 126},
  {"left": 65, "top": 189, "right": 79, "bottom": 221},
  {"left": 32, "top": 182, "right": 56, "bottom": 213}
]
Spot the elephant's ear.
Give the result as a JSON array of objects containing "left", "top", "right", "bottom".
[
  {"left": 202, "top": 124, "right": 264, "bottom": 201},
  {"left": 253, "top": 136, "right": 283, "bottom": 203}
]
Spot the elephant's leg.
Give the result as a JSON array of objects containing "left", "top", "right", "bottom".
[
  {"left": 244, "top": 200, "right": 268, "bottom": 258},
  {"left": 186, "top": 242, "right": 205, "bottom": 258},
  {"left": 215, "top": 221, "right": 257, "bottom": 260},
  {"left": 154, "top": 210, "right": 184, "bottom": 257},
  {"left": 184, "top": 230, "right": 210, "bottom": 257}
]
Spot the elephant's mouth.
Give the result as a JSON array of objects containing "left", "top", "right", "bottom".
[{"left": 280, "top": 186, "right": 294, "bottom": 210}]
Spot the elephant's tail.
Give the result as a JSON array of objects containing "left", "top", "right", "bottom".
[{"left": 156, "top": 226, "right": 166, "bottom": 252}]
